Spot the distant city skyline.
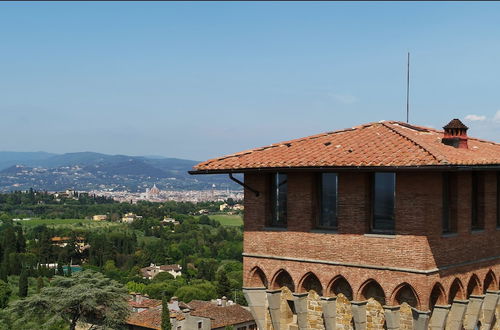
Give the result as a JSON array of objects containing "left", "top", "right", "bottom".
[{"left": 1, "top": 2, "right": 500, "bottom": 160}]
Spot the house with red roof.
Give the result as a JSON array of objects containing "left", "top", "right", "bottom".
[
  {"left": 190, "top": 119, "right": 500, "bottom": 330},
  {"left": 126, "top": 295, "right": 255, "bottom": 330}
]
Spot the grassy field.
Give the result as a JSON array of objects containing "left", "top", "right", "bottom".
[
  {"left": 17, "top": 218, "right": 121, "bottom": 229},
  {"left": 209, "top": 214, "right": 243, "bottom": 227}
]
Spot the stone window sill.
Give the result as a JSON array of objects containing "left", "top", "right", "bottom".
[
  {"left": 471, "top": 229, "right": 485, "bottom": 235},
  {"left": 364, "top": 233, "right": 396, "bottom": 239},
  {"left": 442, "top": 232, "right": 458, "bottom": 238}
]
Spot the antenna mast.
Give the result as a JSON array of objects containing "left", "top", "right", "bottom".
[{"left": 406, "top": 52, "right": 410, "bottom": 123}]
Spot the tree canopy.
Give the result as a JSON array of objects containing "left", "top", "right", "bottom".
[{"left": 7, "top": 270, "right": 129, "bottom": 330}]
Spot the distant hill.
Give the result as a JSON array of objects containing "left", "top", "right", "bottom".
[{"left": 0, "top": 151, "right": 237, "bottom": 192}]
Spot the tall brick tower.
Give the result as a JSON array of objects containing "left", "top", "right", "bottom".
[{"left": 190, "top": 119, "right": 500, "bottom": 330}]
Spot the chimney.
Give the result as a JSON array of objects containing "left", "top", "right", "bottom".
[
  {"left": 221, "top": 296, "right": 227, "bottom": 307},
  {"left": 442, "top": 119, "right": 469, "bottom": 149}
]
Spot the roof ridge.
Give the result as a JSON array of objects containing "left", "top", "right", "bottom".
[{"left": 381, "top": 122, "right": 446, "bottom": 164}]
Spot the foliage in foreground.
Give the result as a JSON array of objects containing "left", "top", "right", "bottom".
[{"left": 6, "top": 270, "right": 129, "bottom": 330}]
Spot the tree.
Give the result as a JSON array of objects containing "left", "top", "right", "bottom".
[
  {"left": 57, "top": 263, "right": 65, "bottom": 276},
  {"left": 161, "top": 293, "right": 171, "bottom": 330},
  {"left": 216, "top": 269, "right": 231, "bottom": 298},
  {"left": 8, "top": 270, "right": 129, "bottom": 330},
  {"left": 66, "top": 264, "right": 72, "bottom": 277},
  {"left": 18, "top": 268, "right": 28, "bottom": 298},
  {"left": 0, "top": 280, "right": 11, "bottom": 308},
  {"left": 36, "top": 276, "right": 44, "bottom": 293}
]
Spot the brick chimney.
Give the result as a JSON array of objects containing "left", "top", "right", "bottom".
[{"left": 442, "top": 119, "right": 469, "bottom": 149}]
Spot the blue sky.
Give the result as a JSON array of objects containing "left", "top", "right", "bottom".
[{"left": 1, "top": 2, "right": 499, "bottom": 160}]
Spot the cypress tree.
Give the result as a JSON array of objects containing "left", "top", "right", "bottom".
[
  {"left": 216, "top": 269, "right": 231, "bottom": 298},
  {"left": 57, "top": 263, "right": 64, "bottom": 276},
  {"left": 0, "top": 263, "right": 7, "bottom": 282},
  {"left": 19, "top": 268, "right": 28, "bottom": 298},
  {"left": 161, "top": 293, "right": 171, "bottom": 330}
]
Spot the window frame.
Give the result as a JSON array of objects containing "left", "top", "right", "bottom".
[
  {"left": 497, "top": 172, "right": 500, "bottom": 228},
  {"left": 442, "top": 172, "right": 458, "bottom": 234},
  {"left": 471, "top": 172, "right": 485, "bottom": 231},
  {"left": 316, "top": 172, "right": 339, "bottom": 230},
  {"left": 370, "top": 172, "right": 396, "bottom": 234},
  {"left": 269, "top": 173, "right": 288, "bottom": 227}
]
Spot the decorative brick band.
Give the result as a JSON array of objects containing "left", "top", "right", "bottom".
[{"left": 243, "top": 253, "right": 500, "bottom": 275}]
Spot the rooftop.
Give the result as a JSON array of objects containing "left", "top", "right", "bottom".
[{"left": 191, "top": 120, "right": 500, "bottom": 173}]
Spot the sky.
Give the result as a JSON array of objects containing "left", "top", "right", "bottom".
[{"left": 1, "top": 2, "right": 500, "bottom": 161}]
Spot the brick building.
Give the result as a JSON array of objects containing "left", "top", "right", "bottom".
[{"left": 191, "top": 119, "right": 500, "bottom": 329}]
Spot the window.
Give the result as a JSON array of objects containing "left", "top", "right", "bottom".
[
  {"left": 198, "top": 321, "right": 202, "bottom": 329},
  {"left": 442, "top": 173, "right": 457, "bottom": 233},
  {"left": 497, "top": 172, "right": 500, "bottom": 228},
  {"left": 318, "top": 173, "right": 338, "bottom": 229},
  {"left": 270, "top": 173, "right": 287, "bottom": 226},
  {"left": 237, "top": 327, "right": 247, "bottom": 330},
  {"left": 471, "top": 172, "right": 484, "bottom": 230},
  {"left": 249, "top": 325, "right": 257, "bottom": 330},
  {"left": 371, "top": 173, "right": 396, "bottom": 233}
]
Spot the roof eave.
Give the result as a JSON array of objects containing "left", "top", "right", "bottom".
[{"left": 189, "top": 164, "right": 500, "bottom": 175}]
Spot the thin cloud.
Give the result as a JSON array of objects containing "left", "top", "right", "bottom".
[
  {"left": 464, "top": 114, "right": 486, "bottom": 121},
  {"left": 493, "top": 110, "right": 500, "bottom": 123}
]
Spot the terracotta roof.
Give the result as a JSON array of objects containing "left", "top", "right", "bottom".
[
  {"left": 188, "top": 301, "right": 254, "bottom": 328},
  {"left": 127, "top": 306, "right": 162, "bottom": 330},
  {"left": 192, "top": 121, "right": 500, "bottom": 172}
]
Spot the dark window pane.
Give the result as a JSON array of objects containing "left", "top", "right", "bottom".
[
  {"left": 372, "top": 173, "right": 395, "bottom": 232},
  {"left": 270, "top": 173, "right": 287, "bottom": 226},
  {"left": 442, "top": 173, "right": 450, "bottom": 233},
  {"left": 319, "top": 173, "right": 338, "bottom": 228},
  {"left": 471, "top": 172, "right": 479, "bottom": 229},
  {"left": 497, "top": 172, "right": 500, "bottom": 227}
]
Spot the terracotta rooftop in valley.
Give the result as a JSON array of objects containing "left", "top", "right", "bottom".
[
  {"left": 127, "top": 306, "right": 162, "bottom": 330},
  {"left": 188, "top": 301, "right": 254, "bottom": 328},
  {"left": 191, "top": 120, "right": 500, "bottom": 172}
]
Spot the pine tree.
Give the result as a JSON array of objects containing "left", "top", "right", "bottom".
[
  {"left": 19, "top": 267, "right": 28, "bottom": 298},
  {"left": 36, "top": 276, "right": 44, "bottom": 293},
  {"left": 161, "top": 293, "right": 171, "bottom": 330}
]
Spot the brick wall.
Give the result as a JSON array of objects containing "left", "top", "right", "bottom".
[{"left": 242, "top": 170, "right": 500, "bottom": 310}]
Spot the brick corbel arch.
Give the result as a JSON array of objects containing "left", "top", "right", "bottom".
[
  {"left": 466, "top": 274, "right": 482, "bottom": 297},
  {"left": 357, "top": 278, "right": 386, "bottom": 305},
  {"left": 483, "top": 270, "right": 498, "bottom": 292},
  {"left": 429, "top": 282, "right": 447, "bottom": 309},
  {"left": 271, "top": 268, "right": 296, "bottom": 292},
  {"left": 389, "top": 282, "right": 420, "bottom": 309},
  {"left": 448, "top": 278, "right": 466, "bottom": 303},
  {"left": 297, "top": 271, "right": 323, "bottom": 295},
  {"left": 326, "top": 275, "right": 353, "bottom": 301},
  {"left": 247, "top": 266, "right": 268, "bottom": 288}
]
